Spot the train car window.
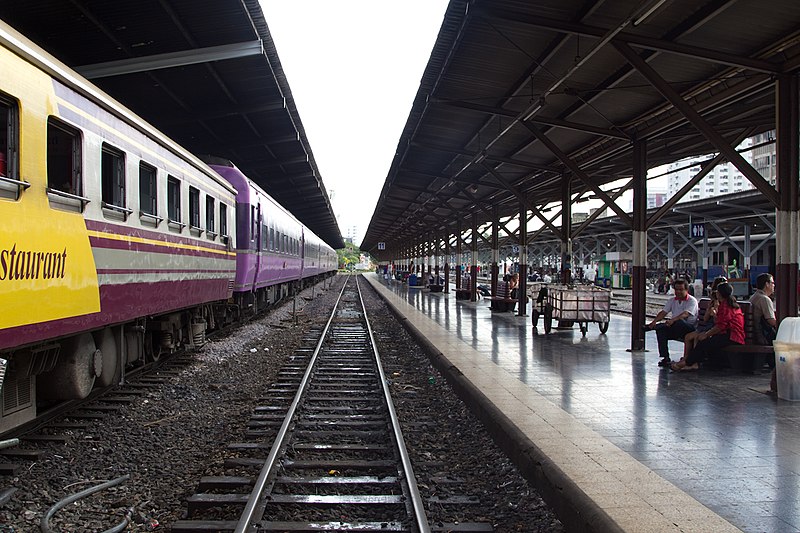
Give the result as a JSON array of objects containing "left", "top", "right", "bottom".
[
  {"left": 0, "top": 96, "right": 20, "bottom": 200},
  {"left": 139, "top": 162, "right": 157, "bottom": 216},
  {"left": 101, "top": 143, "right": 125, "bottom": 208},
  {"left": 261, "top": 224, "right": 267, "bottom": 250},
  {"left": 269, "top": 227, "right": 274, "bottom": 251},
  {"left": 189, "top": 186, "right": 200, "bottom": 229},
  {"left": 250, "top": 206, "right": 256, "bottom": 241},
  {"left": 219, "top": 203, "right": 228, "bottom": 239},
  {"left": 167, "top": 175, "right": 181, "bottom": 223},
  {"left": 206, "top": 195, "right": 215, "bottom": 236},
  {"left": 46, "top": 118, "right": 82, "bottom": 199}
]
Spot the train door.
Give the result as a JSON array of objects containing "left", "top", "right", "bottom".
[{"left": 252, "top": 201, "right": 262, "bottom": 291}]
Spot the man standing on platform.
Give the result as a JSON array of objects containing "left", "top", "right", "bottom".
[{"left": 645, "top": 279, "right": 698, "bottom": 367}]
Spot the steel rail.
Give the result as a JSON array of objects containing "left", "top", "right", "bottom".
[
  {"left": 355, "top": 275, "right": 432, "bottom": 533},
  {"left": 234, "top": 275, "right": 350, "bottom": 533}
]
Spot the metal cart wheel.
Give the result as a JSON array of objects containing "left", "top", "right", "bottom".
[
  {"left": 531, "top": 308, "right": 540, "bottom": 327},
  {"left": 544, "top": 304, "right": 553, "bottom": 334},
  {"left": 598, "top": 321, "right": 610, "bottom": 334}
]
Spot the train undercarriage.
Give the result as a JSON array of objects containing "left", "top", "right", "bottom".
[{"left": 0, "top": 271, "right": 336, "bottom": 436}]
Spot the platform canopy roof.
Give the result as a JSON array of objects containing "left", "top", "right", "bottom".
[
  {"left": 0, "top": 0, "right": 344, "bottom": 249},
  {"left": 361, "top": 0, "right": 800, "bottom": 257}
]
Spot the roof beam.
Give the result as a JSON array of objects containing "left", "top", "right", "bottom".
[
  {"left": 476, "top": 6, "right": 782, "bottom": 74},
  {"left": 75, "top": 40, "right": 265, "bottom": 79},
  {"left": 410, "top": 140, "right": 559, "bottom": 173},
  {"left": 479, "top": 162, "right": 561, "bottom": 235},
  {"left": 245, "top": 154, "right": 309, "bottom": 167},
  {"left": 614, "top": 41, "right": 780, "bottom": 208},
  {"left": 524, "top": 123, "right": 633, "bottom": 226},
  {"left": 436, "top": 99, "right": 630, "bottom": 140},
  {"left": 160, "top": 99, "right": 287, "bottom": 126}
]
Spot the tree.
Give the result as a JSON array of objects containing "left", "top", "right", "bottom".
[{"left": 337, "top": 242, "right": 370, "bottom": 270}]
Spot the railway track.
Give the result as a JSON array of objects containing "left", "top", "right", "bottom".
[
  {"left": 174, "top": 275, "right": 491, "bottom": 532},
  {"left": 610, "top": 291, "right": 669, "bottom": 318}
]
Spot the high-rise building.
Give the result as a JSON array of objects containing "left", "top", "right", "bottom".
[
  {"left": 345, "top": 225, "right": 359, "bottom": 244},
  {"left": 665, "top": 136, "right": 776, "bottom": 202}
]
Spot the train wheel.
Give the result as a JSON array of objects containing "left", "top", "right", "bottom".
[
  {"left": 599, "top": 321, "right": 609, "bottom": 334},
  {"left": 93, "top": 328, "right": 119, "bottom": 387},
  {"left": 544, "top": 305, "right": 553, "bottom": 334},
  {"left": 38, "top": 333, "right": 100, "bottom": 400},
  {"left": 146, "top": 331, "right": 165, "bottom": 362}
]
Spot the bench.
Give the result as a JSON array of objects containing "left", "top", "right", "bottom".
[
  {"left": 489, "top": 281, "right": 516, "bottom": 312},
  {"left": 455, "top": 275, "right": 473, "bottom": 300},
  {"left": 428, "top": 284, "right": 443, "bottom": 292},
  {"left": 696, "top": 298, "right": 774, "bottom": 372}
]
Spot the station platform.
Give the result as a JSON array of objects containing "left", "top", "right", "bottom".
[{"left": 363, "top": 273, "right": 799, "bottom": 533}]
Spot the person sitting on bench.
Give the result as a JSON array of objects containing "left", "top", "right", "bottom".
[
  {"left": 680, "top": 276, "right": 727, "bottom": 363},
  {"left": 672, "top": 282, "right": 744, "bottom": 372},
  {"left": 509, "top": 273, "right": 519, "bottom": 300},
  {"left": 644, "top": 279, "right": 698, "bottom": 367}
]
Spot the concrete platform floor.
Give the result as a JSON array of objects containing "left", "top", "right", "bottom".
[{"left": 363, "top": 273, "right": 800, "bottom": 533}]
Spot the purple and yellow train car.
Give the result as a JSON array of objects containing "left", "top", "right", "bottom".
[{"left": 0, "top": 21, "right": 238, "bottom": 433}]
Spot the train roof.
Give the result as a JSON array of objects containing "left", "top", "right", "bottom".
[{"left": 0, "top": 19, "right": 238, "bottom": 198}]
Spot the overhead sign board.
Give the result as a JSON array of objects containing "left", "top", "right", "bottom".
[{"left": 690, "top": 223, "right": 705, "bottom": 239}]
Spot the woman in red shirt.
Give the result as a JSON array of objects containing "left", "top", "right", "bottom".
[{"left": 672, "top": 282, "right": 744, "bottom": 371}]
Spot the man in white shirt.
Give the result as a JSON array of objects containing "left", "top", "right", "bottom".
[
  {"left": 645, "top": 279, "right": 698, "bottom": 367},
  {"left": 749, "top": 273, "right": 776, "bottom": 346}
]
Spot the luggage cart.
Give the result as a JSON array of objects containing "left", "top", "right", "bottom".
[{"left": 540, "top": 285, "right": 611, "bottom": 336}]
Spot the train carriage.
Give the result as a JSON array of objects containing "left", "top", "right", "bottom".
[
  {"left": 0, "top": 20, "right": 240, "bottom": 432},
  {"left": 0, "top": 20, "right": 338, "bottom": 435},
  {"left": 210, "top": 162, "right": 335, "bottom": 311}
]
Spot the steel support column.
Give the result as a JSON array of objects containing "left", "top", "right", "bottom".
[
  {"left": 456, "top": 219, "right": 462, "bottom": 291},
  {"left": 471, "top": 213, "right": 478, "bottom": 302},
  {"left": 631, "top": 139, "right": 648, "bottom": 352},
  {"left": 776, "top": 74, "right": 799, "bottom": 321},
  {"left": 519, "top": 202, "right": 528, "bottom": 316},
  {"left": 561, "top": 175, "right": 572, "bottom": 284},
  {"left": 444, "top": 230, "right": 451, "bottom": 294},
  {"left": 491, "top": 205, "right": 499, "bottom": 297},
  {"left": 434, "top": 234, "right": 440, "bottom": 285},
  {"left": 421, "top": 241, "right": 426, "bottom": 283},
  {"left": 667, "top": 233, "right": 674, "bottom": 271}
]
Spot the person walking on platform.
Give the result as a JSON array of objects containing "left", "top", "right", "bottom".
[
  {"left": 672, "top": 282, "right": 744, "bottom": 371},
  {"left": 644, "top": 279, "right": 698, "bottom": 367}
]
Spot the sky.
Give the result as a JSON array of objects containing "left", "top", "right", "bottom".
[{"left": 260, "top": 1, "right": 450, "bottom": 245}]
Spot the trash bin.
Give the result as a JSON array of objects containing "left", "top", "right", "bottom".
[{"left": 773, "top": 317, "right": 800, "bottom": 401}]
